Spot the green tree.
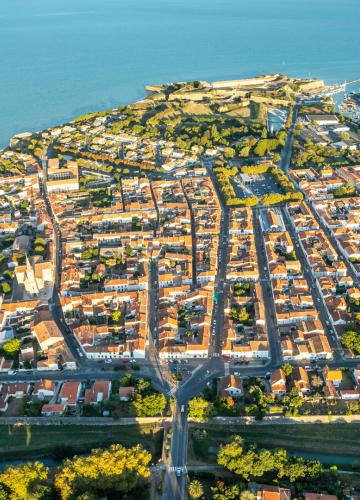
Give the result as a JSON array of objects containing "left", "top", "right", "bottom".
[
  {"left": 121, "top": 373, "right": 134, "bottom": 387},
  {"left": 282, "top": 363, "right": 293, "bottom": 377},
  {"left": 218, "top": 435, "right": 244, "bottom": 471},
  {"left": 1, "top": 283, "right": 11, "bottom": 294},
  {"left": 0, "top": 462, "right": 48, "bottom": 500},
  {"left": 241, "top": 492, "right": 255, "bottom": 500},
  {"left": 341, "top": 330, "right": 360, "bottom": 354},
  {"left": 188, "top": 480, "right": 204, "bottom": 499},
  {"left": 133, "top": 393, "right": 166, "bottom": 417},
  {"left": 2, "top": 338, "right": 21, "bottom": 356},
  {"left": 211, "top": 481, "right": 241, "bottom": 500},
  {"left": 54, "top": 444, "right": 151, "bottom": 500},
  {"left": 34, "top": 238, "right": 46, "bottom": 247},
  {"left": 188, "top": 397, "right": 215, "bottom": 422},
  {"left": 223, "top": 147, "right": 235, "bottom": 159},
  {"left": 111, "top": 310, "right": 122, "bottom": 324}
]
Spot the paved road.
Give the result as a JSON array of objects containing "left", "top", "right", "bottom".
[
  {"left": 281, "top": 206, "right": 345, "bottom": 362},
  {"left": 162, "top": 403, "right": 188, "bottom": 500},
  {"left": 181, "top": 178, "right": 197, "bottom": 289},
  {"left": 203, "top": 158, "right": 229, "bottom": 356},
  {"left": 253, "top": 208, "right": 283, "bottom": 369},
  {"left": 308, "top": 200, "right": 360, "bottom": 288},
  {"left": 280, "top": 101, "right": 299, "bottom": 174}
]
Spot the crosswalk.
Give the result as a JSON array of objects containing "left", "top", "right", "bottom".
[
  {"left": 168, "top": 466, "right": 185, "bottom": 472},
  {"left": 166, "top": 386, "right": 177, "bottom": 397}
]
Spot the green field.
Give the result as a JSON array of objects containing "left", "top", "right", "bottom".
[
  {"left": 189, "top": 423, "right": 360, "bottom": 464},
  {"left": 0, "top": 424, "right": 163, "bottom": 461}
]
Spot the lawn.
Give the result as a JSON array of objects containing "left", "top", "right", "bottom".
[
  {"left": 188, "top": 423, "right": 360, "bottom": 464},
  {"left": 0, "top": 424, "right": 163, "bottom": 461}
]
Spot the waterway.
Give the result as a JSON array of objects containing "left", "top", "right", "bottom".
[
  {"left": 0, "top": 450, "right": 359, "bottom": 472},
  {"left": 1, "top": 0, "right": 360, "bottom": 147}
]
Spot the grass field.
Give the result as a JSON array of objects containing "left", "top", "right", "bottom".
[
  {"left": 188, "top": 423, "right": 360, "bottom": 464},
  {"left": 0, "top": 424, "right": 163, "bottom": 461}
]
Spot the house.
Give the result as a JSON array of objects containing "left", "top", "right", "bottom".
[
  {"left": 340, "top": 387, "right": 360, "bottom": 401},
  {"left": 304, "top": 494, "right": 338, "bottom": 500},
  {"left": 253, "top": 484, "right": 291, "bottom": 500},
  {"left": 218, "top": 375, "right": 243, "bottom": 398},
  {"left": 118, "top": 386, "right": 135, "bottom": 401},
  {"left": 322, "top": 365, "right": 343, "bottom": 387},
  {"left": 32, "top": 316, "right": 64, "bottom": 351},
  {"left": 84, "top": 381, "right": 111, "bottom": 404},
  {"left": 270, "top": 369, "right": 287, "bottom": 395},
  {"left": 41, "top": 403, "right": 67, "bottom": 417},
  {"left": 32, "top": 379, "right": 56, "bottom": 399},
  {"left": 292, "top": 367, "right": 310, "bottom": 395},
  {"left": 59, "top": 381, "right": 81, "bottom": 406},
  {"left": 3, "top": 383, "right": 30, "bottom": 399},
  {"left": 306, "top": 114, "right": 339, "bottom": 126}
]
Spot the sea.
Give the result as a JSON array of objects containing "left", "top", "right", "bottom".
[{"left": 1, "top": 0, "right": 360, "bottom": 148}]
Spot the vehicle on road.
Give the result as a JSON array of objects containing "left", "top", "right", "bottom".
[
  {"left": 181, "top": 405, "right": 185, "bottom": 412},
  {"left": 176, "top": 468, "right": 182, "bottom": 477}
]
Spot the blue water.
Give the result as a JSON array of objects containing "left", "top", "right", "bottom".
[
  {"left": 1, "top": 0, "right": 360, "bottom": 147},
  {"left": 0, "top": 451, "right": 359, "bottom": 472}
]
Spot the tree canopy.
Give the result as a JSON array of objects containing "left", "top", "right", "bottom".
[
  {"left": 2, "top": 338, "right": 21, "bottom": 357},
  {"left": 54, "top": 444, "right": 151, "bottom": 499},
  {"left": 0, "top": 462, "right": 48, "bottom": 500},
  {"left": 218, "top": 435, "right": 323, "bottom": 483},
  {"left": 133, "top": 393, "right": 166, "bottom": 417},
  {"left": 341, "top": 329, "right": 360, "bottom": 354},
  {"left": 188, "top": 397, "right": 215, "bottom": 422},
  {"left": 188, "top": 480, "right": 204, "bottom": 499}
]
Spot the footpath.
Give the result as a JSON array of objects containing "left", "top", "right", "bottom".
[
  {"left": 208, "top": 415, "right": 360, "bottom": 425},
  {"left": 0, "top": 416, "right": 172, "bottom": 426}
]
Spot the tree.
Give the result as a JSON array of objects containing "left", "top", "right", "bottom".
[
  {"left": 311, "top": 375, "right": 323, "bottom": 388},
  {"left": 2, "top": 338, "right": 21, "bottom": 356},
  {"left": 241, "top": 492, "right": 255, "bottom": 500},
  {"left": 188, "top": 397, "right": 215, "bottom": 422},
  {"left": 223, "top": 147, "right": 235, "bottom": 159},
  {"left": 282, "top": 363, "right": 293, "bottom": 377},
  {"left": 0, "top": 462, "right": 48, "bottom": 500},
  {"left": 111, "top": 310, "right": 122, "bottom": 324},
  {"left": 277, "top": 456, "right": 323, "bottom": 483},
  {"left": 218, "top": 435, "right": 244, "bottom": 471},
  {"left": 34, "top": 237, "right": 46, "bottom": 247},
  {"left": 283, "top": 388, "right": 304, "bottom": 416},
  {"left": 230, "top": 307, "right": 250, "bottom": 324},
  {"left": 121, "top": 373, "right": 134, "bottom": 387},
  {"left": 211, "top": 481, "right": 241, "bottom": 499},
  {"left": 188, "top": 480, "right": 204, "bottom": 499},
  {"left": 1, "top": 282, "right": 11, "bottom": 294},
  {"left": 133, "top": 393, "right": 166, "bottom": 417},
  {"left": 54, "top": 444, "right": 151, "bottom": 499},
  {"left": 341, "top": 330, "right": 360, "bottom": 354}
]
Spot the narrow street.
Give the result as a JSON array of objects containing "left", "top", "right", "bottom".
[
  {"left": 253, "top": 208, "right": 283, "bottom": 369},
  {"left": 308, "top": 201, "right": 360, "bottom": 288},
  {"left": 281, "top": 206, "right": 345, "bottom": 362}
]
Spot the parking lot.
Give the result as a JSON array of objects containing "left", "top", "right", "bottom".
[{"left": 241, "top": 173, "right": 283, "bottom": 198}]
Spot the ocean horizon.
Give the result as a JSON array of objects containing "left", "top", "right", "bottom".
[{"left": 1, "top": 0, "right": 360, "bottom": 148}]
